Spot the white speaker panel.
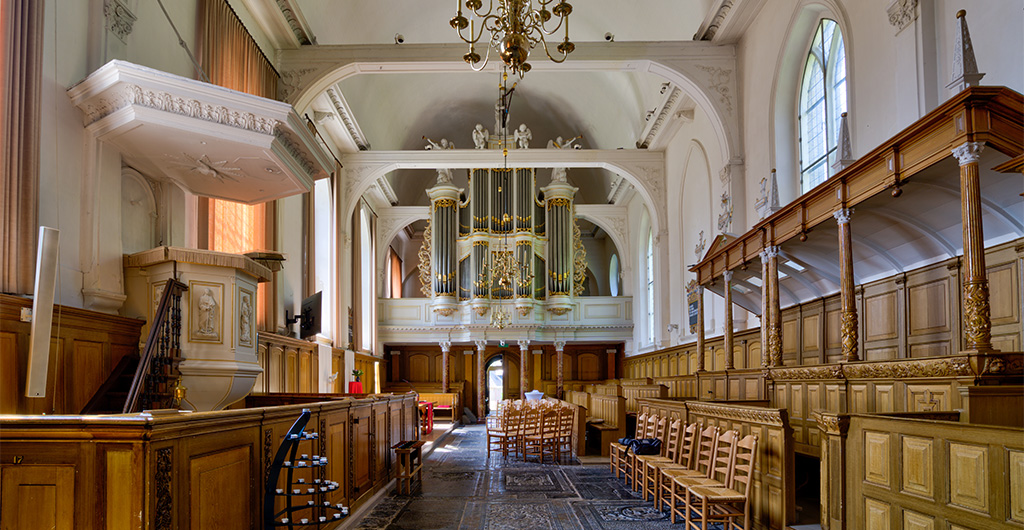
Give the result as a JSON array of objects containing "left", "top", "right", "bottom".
[{"left": 26, "top": 226, "right": 60, "bottom": 398}]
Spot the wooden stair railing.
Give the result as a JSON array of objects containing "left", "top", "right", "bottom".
[{"left": 123, "top": 279, "right": 188, "bottom": 413}]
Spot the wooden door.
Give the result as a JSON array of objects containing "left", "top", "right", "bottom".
[{"left": 349, "top": 403, "right": 372, "bottom": 499}]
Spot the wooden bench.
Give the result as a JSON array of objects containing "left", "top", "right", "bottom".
[
  {"left": 586, "top": 394, "right": 626, "bottom": 456},
  {"left": 565, "top": 390, "right": 590, "bottom": 410},
  {"left": 416, "top": 392, "right": 461, "bottom": 422}
]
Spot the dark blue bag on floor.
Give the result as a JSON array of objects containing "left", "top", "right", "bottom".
[{"left": 628, "top": 438, "right": 662, "bottom": 455}]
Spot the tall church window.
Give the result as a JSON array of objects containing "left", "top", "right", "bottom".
[
  {"left": 609, "top": 254, "right": 620, "bottom": 297},
  {"left": 646, "top": 231, "right": 655, "bottom": 343},
  {"left": 799, "top": 19, "right": 847, "bottom": 192}
]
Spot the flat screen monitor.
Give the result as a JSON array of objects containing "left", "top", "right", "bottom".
[{"left": 299, "top": 291, "right": 322, "bottom": 339}]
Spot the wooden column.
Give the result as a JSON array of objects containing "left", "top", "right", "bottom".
[
  {"left": 518, "top": 339, "right": 530, "bottom": 398},
  {"left": 696, "top": 286, "right": 706, "bottom": 371},
  {"left": 761, "top": 246, "right": 782, "bottom": 367},
  {"left": 554, "top": 340, "right": 566, "bottom": 399},
  {"left": 475, "top": 339, "right": 486, "bottom": 419},
  {"left": 835, "top": 208, "right": 859, "bottom": 361},
  {"left": 723, "top": 271, "right": 735, "bottom": 370},
  {"left": 952, "top": 141, "right": 994, "bottom": 352},
  {"left": 440, "top": 340, "right": 451, "bottom": 392}
]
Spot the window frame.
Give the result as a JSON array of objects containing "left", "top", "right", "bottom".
[{"left": 798, "top": 18, "right": 848, "bottom": 193}]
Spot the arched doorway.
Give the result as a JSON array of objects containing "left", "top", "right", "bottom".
[{"left": 485, "top": 356, "right": 504, "bottom": 416}]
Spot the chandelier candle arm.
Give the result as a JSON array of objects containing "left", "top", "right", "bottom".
[{"left": 451, "top": 0, "right": 575, "bottom": 76}]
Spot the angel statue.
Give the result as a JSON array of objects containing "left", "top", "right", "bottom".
[
  {"left": 472, "top": 124, "right": 489, "bottom": 149},
  {"left": 436, "top": 167, "right": 453, "bottom": 184},
  {"left": 547, "top": 134, "right": 583, "bottom": 150},
  {"left": 423, "top": 137, "right": 454, "bottom": 150},
  {"left": 514, "top": 124, "right": 532, "bottom": 149}
]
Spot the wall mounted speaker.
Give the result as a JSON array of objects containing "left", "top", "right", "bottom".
[{"left": 25, "top": 226, "right": 59, "bottom": 398}]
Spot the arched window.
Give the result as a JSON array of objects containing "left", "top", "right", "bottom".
[
  {"left": 609, "top": 254, "right": 620, "bottom": 297},
  {"left": 799, "top": 19, "right": 847, "bottom": 193},
  {"left": 646, "top": 231, "right": 655, "bottom": 343}
]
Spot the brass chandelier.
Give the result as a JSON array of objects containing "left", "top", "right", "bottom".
[{"left": 450, "top": 0, "right": 576, "bottom": 77}]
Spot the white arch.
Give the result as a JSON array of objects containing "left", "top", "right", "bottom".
[{"left": 290, "top": 57, "right": 736, "bottom": 168}]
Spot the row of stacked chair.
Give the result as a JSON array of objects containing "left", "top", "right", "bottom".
[
  {"left": 485, "top": 399, "right": 577, "bottom": 464},
  {"left": 609, "top": 412, "right": 758, "bottom": 529}
]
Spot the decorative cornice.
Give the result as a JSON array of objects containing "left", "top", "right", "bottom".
[
  {"left": 813, "top": 411, "right": 850, "bottom": 435},
  {"left": 637, "top": 86, "right": 682, "bottom": 149},
  {"left": 694, "top": 0, "right": 735, "bottom": 41},
  {"left": 770, "top": 364, "right": 844, "bottom": 381},
  {"left": 326, "top": 87, "right": 370, "bottom": 151},
  {"left": 887, "top": 0, "right": 919, "bottom": 34},
  {"left": 274, "top": 126, "right": 318, "bottom": 179},
  {"left": 81, "top": 83, "right": 278, "bottom": 134},
  {"left": 686, "top": 401, "right": 787, "bottom": 426},
  {"left": 275, "top": 0, "right": 315, "bottom": 45},
  {"left": 104, "top": 0, "right": 136, "bottom": 44},
  {"left": 842, "top": 356, "right": 973, "bottom": 379}
]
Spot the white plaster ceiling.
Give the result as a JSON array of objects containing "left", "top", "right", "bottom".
[{"left": 294, "top": 0, "right": 715, "bottom": 46}]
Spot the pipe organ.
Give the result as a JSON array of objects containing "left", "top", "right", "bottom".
[{"left": 423, "top": 167, "right": 584, "bottom": 322}]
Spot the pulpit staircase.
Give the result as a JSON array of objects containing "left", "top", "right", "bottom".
[{"left": 81, "top": 279, "right": 188, "bottom": 414}]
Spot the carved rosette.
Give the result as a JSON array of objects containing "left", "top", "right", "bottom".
[
  {"left": 434, "top": 307, "right": 456, "bottom": 317},
  {"left": 963, "top": 281, "right": 992, "bottom": 350},
  {"left": 841, "top": 310, "right": 859, "bottom": 361},
  {"left": 264, "top": 428, "right": 274, "bottom": 482}
]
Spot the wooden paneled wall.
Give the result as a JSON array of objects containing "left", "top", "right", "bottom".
[
  {"left": 819, "top": 412, "right": 1024, "bottom": 530},
  {"left": 626, "top": 240, "right": 1023, "bottom": 377},
  {"left": 384, "top": 342, "right": 623, "bottom": 417},
  {"left": 254, "top": 332, "right": 319, "bottom": 393},
  {"left": 0, "top": 294, "right": 144, "bottom": 415},
  {"left": 354, "top": 352, "right": 378, "bottom": 393},
  {"left": 0, "top": 394, "right": 418, "bottom": 530},
  {"left": 637, "top": 398, "right": 796, "bottom": 530}
]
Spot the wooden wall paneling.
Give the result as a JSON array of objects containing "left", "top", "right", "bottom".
[
  {"left": 348, "top": 401, "right": 373, "bottom": 503},
  {"left": 987, "top": 250, "right": 1021, "bottom": 352},
  {"left": 781, "top": 315, "right": 798, "bottom": 366},
  {"left": 372, "top": 400, "right": 388, "bottom": 486},
  {"left": 408, "top": 353, "right": 430, "bottom": 382},
  {"left": 102, "top": 444, "right": 143, "bottom": 530},
  {"left": 269, "top": 345, "right": 283, "bottom": 392},
  {"left": 0, "top": 465, "right": 75, "bottom": 530},
  {"left": 846, "top": 413, "right": 1024, "bottom": 530},
  {"left": 188, "top": 445, "right": 252, "bottom": 530},
  {"left": 0, "top": 331, "right": 20, "bottom": 414}
]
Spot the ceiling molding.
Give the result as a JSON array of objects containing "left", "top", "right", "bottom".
[
  {"left": 693, "top": 0, "right": 769, "bottom": 43},
  {"left": 325, "top": 86, "right": 370, "bottom": 151},
  {"left": 239, "top": 0, "right": 315, "bottom": 49},
  {"left": 637, "top": 85, "right": 683, "bottom": 149}
]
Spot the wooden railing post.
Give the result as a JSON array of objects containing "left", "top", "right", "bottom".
[{"left": 815, "top": 411, "right": 851, "bottom": 530}]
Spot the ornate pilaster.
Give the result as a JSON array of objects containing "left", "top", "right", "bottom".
[
  {"left": 952, "top": 142, "right": 993, "bottom": 351},
  {"left": 696, "top": 285, "right": 706, "bottom": 371},
  {"left": 834, "top": 209, "right": 859, "bottom": 361},
  {"left": 815, "top": 412, "right": 851, "bottom": 530},
  {"left": 554, "top": 340, "right": 566, "bottom": 398},
  {"left": 439, "top": 340, "right": 451, "bottom": 393},
  {"left": 723, "top": 271, "right": 735, "bottom": 370},
  {"left": 518, "top": 339, "right": 531, "bottom": 398},
  {"left": 475, "top": 339, "right": 487, "bottom": 419},
  {"left": 761, "top": 246, "right": 782, "bottom": 367}
]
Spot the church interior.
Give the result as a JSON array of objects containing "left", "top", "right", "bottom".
[{"left": 1, "top": 0, "right": 1022, "bottom": 529}]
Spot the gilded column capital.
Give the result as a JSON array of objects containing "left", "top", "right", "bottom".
[
  {"left": 951, "top": 141, "right": 985, "bottom": 166},
  {"left": 439, "top": 340, "right": 452, "bottom": 353},
  {"left": 833, "top": 208, "right": 853, "bottom": 224},
  {"left": 760, "top": 245, "right": 779, "bottom": 260},
  {"left": 517, "top": 339, "right": 531, "bottom": 352},
  {"left": 553, "top": 340, "right": 566, "bottom": 352},
  {"left": 474, "top": 339, "right": 487, "bottom": 352}
]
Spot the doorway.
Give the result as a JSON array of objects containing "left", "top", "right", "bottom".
[{"left": 485, "top": 356, "right": 504, "bottom": 416}]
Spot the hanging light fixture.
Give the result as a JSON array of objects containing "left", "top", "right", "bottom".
[{"left": 450, "top": 0, "right": 575, "bottom": 77}]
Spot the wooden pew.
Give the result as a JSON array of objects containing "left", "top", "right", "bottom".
[
  {"left": 587, "top": 394, "right": 627, "bottom": 456},
  {"left": 565, "top": 390, "right": 590, "bottom": 410},
  {"left": 416, "top": 392, "right": 461, "bottom": 422},
  {"left": 622, "top": 384, "right": 668, "bottom": 413}
]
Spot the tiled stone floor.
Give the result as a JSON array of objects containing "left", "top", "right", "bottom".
[{"left": 351, "top": 424, "right": 722, "bottom": 530}]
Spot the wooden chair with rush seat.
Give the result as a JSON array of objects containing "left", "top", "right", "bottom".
[
  {"left": 658, "top": 424, "right": 718, "bottom": 513},
  {"left": 668, "top": 429, "right": 740, "bottom": 524},
  {"left": 624, "top": 414, "right": 664, "bottom": 490},
  {"left": 685, "top": 433, "right": 758, "bottom": 530},
  {"left": 634, "top": 418, "right": 683, "bottom": 501},
  {"left": 609, "top": 412, "right": 648, "bottom": 479}
]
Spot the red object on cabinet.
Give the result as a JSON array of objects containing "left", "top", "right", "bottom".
[{"left": 348, "top": 381, "right": 364, "bottom": 394}]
